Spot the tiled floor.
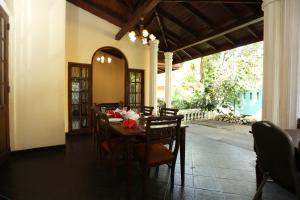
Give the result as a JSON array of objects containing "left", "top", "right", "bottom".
[{"left": 0, "top": 123, "right": 297, "bottom": 199}]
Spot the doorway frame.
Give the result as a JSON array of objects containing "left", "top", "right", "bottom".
[
  {"left": 91, "top": 46, "right": 129, "bottom": 106},
  {"left": 0, "top": 5, "right": 10, "bottom": 161}
]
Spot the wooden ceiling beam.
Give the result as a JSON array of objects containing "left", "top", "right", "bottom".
[
  {"left": 222, "top": 4, "right": 259, "bottom": 40},
  {"left": 171, "top": 16, "right": 263, "bottom": 52},
  {"left": 164, "top": 30, "right": 203, "bottom": 55},
  {"left": 247, "top": 26, "right": 258, "bottom": 38},
  {"left": 206, "top": 41, "right": 217, "bottom": 50},
  {"left": 67, "top": 0, "right": 126, "bottom": 27},
  {"left": 223, "top": 35, "right": 235, "bottom": 45},
  {"left": 120, "top": 0, "right": 134, "bottom": 12},
  {"left": 162, "top": 0, "right": 262, "bottom": 4},
  {"left": 180, "top": 3, "right": 215, "bottom": 29},
  {"left": 181, "top": 50, "right": 193, "bottom": 58},
  {"left": 115, "top": 0, "right": 160, "bottom": 40},
  {"left": 173, "top": 35, "right": 262, "bottom": 64},
  {"left": 145, "top": 13, "right": 155, "bottom": 29},
  {"left": 167, "top": 38, "right": 195, "bottom": 59},
  {"left": 221, "top": 3, "right": 240, "bottom": 21},
  {"left": 155, "top": 10, "right": 168, "bottom": 49},
  {"left": 159, "top": 9, "right": 219, "bottom": 52},
  {"left": 158, "top": 8, "right": 199, "bottom": 37},
  {"left": 174, "top": 52, "right": 183, "bottom": 61},
  {"left": 245, "top": 4, "right": 262, "bottom": 15}
]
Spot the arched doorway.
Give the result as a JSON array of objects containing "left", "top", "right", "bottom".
[{"left": 91, "top": 47, "right": 129, "bottom": 106}]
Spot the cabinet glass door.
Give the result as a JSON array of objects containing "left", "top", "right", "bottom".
[
  {"left": 128, "top": 69, "right": 144, "bottom": 108},
  {"left": 68, "top": 63, "right": 91, "bottom": 132}
]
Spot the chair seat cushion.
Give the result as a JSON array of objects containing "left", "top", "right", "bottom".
[
  {"left": 101, "top": 138, "right": 125, "bottom": 153},
  {"left": 134, "top": 143, "right": 175, "bottom": 166}
]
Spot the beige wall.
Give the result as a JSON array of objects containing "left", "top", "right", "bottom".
[
  {"left": 1, "top": 0, "right": 151, "bottom": 150},
  {"left": 65, "top": 2, "right": 150, "bottom": 131},
  {"left": 5, "top": 0, "right": 66, "bottom": 150},
  {"left": 93, "top": 53, "right": 125, "bottom": 104}
]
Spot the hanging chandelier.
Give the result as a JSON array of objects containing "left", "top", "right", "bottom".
[{"left": 128, "top": 17, "right": 156, "bottom": 45}]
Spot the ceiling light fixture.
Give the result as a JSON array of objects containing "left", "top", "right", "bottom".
[
  {"left": 128, "top": 17, "right": 156, "bottom": 45},
  {"left": 96, "top": 54, "right": 112, "bottom": 64}
]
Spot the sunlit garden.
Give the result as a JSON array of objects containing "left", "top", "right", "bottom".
[{"left": 157, "top": 41, "right": 263, "bottom": 124}]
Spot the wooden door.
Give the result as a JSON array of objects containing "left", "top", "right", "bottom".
[
  {"left": 68, "top": 62, "right": 92, "bottom": 133},
  {"left": 0, "top": 6, "right": 9, "bottom": 159},
  {"left": 128, "top": 69, "right": 144, "bottom": 108}
]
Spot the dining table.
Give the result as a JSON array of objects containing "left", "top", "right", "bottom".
[
  {"left": 254, "top": 129, "right": 300, "bottom": 197},
  {"left": 109, "top": 117, "right": 189, "bottom": 186}
]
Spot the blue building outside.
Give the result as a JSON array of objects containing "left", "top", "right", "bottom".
[{"left": 235, "top": 89, "right": 262, "bottom": 118}]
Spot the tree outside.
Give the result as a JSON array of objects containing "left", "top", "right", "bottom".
[{"left": 157, "top": 41, "right": 263, "bottom": 120}]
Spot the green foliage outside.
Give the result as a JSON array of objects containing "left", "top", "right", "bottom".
[{"left": 168, "top": 42, "right": 263, "bottom": 113}]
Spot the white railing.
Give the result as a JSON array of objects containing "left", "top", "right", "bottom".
[{"left": 178, "top": 109, "right": 212, "bottom": 121}]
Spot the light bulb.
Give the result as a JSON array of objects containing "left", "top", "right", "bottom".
[
  {"left": 96, "top": 57, "right": 100, "bottom": 62},
  {"left": 128, "top": 31, "right": 135, "bottom": 38},
  {"left": 130, "top": 36, "right": 136, "bottom": 42},
  {"left": 142, "top": 29, "right": 149, "bottom": 37},
  {"left": 100, "top": 56, "right": 105, "bottom": 63},
  {"left": 142, "top": 38, "right": 148, "bottom": 45},
  {"left": 149, "top": 34, "right": 156, "bottom": 41},
  {"left": 107, "top": 57, "right": 112, "bottom": 63}
]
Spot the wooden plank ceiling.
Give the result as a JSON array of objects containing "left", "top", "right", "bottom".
[{"left": 68, "top": 0, "right": 263, "bottom": 70}]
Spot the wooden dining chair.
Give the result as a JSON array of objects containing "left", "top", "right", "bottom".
[
  {"left": 96, "top": 112, "right": 126, "bottom": 175},
  {"left": 95, "top": 102, "right": 122, "bottom": 112},
  {"left": 251, "top": 121, "right": 300, "bottom": 200},
  {"left": 91, "top": 106, "right": 99, "bottom": 148},
  {"left": 159, "top": 108, "right": 179, "bottom": 116},
  {"left": 142, "top": 106, "right": 154, "bottom": 116},
  {"left": 134, "top": 115, "right": 183, "bottom": 194},
  {"left": 159, "top": 108, "right": 180, "bottom": 152}
]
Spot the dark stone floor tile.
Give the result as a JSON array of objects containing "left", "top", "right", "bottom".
[
  {"left": 223, "top": 193, "right": 251, "bottom": 200},
  {"left": 193, "top": 175, "right": 222, "bottom": 192},
  {"left": 193, "top": 165, "right": 216, "bottom": 177},
  {"left": 218, "top": 178, "right": 253, "bottom": 196},
  {"left": 175, "top": 173, "right": 193, "bottom": 188},
  {"left": 214, "top": 168, "right": 255, "bottom": 182},
  {"left": 165, "top": 186, "right": 195, "bottom": 200},
  {"left": 194, "top": 189, "right": 224, "bottom": 200}
]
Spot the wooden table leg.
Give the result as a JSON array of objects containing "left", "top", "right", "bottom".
[{"left": 180, "top": 128, "right": 186, "bottom": 185}]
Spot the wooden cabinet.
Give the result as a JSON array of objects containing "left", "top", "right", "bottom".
[{"left": 68, "top": 63, "right": 92, "bottom": 133}]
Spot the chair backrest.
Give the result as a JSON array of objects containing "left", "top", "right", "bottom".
[
  {"left": 95, "top": 102, "right": 121, "bottom": 112},
  {"left": 252, "top": 121, "right": 300, "bottom": 193},
  {"left": 91, "top": 106, "right": 98, "bottom": 134},
  {"left": 96, "top": 112, "right": 110, "bottom": 142},
  {"left": 145, "top": 115, "right": 183, "bottom": 156},
  {"left": 159, "top": 108, "right": 179, "bottom": 116},
  {"left": 142, "top": 106, "right": 154, "bottom": 116}
]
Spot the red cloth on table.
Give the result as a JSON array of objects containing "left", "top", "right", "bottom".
[
  {"left": 111, "top": 112, "right": 122, "bottom": 118},
  {"left": 122, "top": 119, "right": 137, "bottom": 128},
  {"left": 106, "top": 110, "right": 114, "bottom": 115}
]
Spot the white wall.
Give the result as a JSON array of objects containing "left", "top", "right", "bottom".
[
  {"left": 1, "top": 0, "right": 150, "bottom": 150},
  {"left": 65, "top": 2, "right": 150, "bottom": 131},
  {"left": 7, "top": 0, "right": 66, "bottom": 150}
]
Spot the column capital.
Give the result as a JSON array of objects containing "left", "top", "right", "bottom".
[
  {"left": 164, "top": 52, "right": 173, "bottom": 60},
  {"left": 149, "top": 39, "right": 159, "bottom": 48},
  {"left": 262, "top": 0, "right": 281, "bottom": 10}
]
